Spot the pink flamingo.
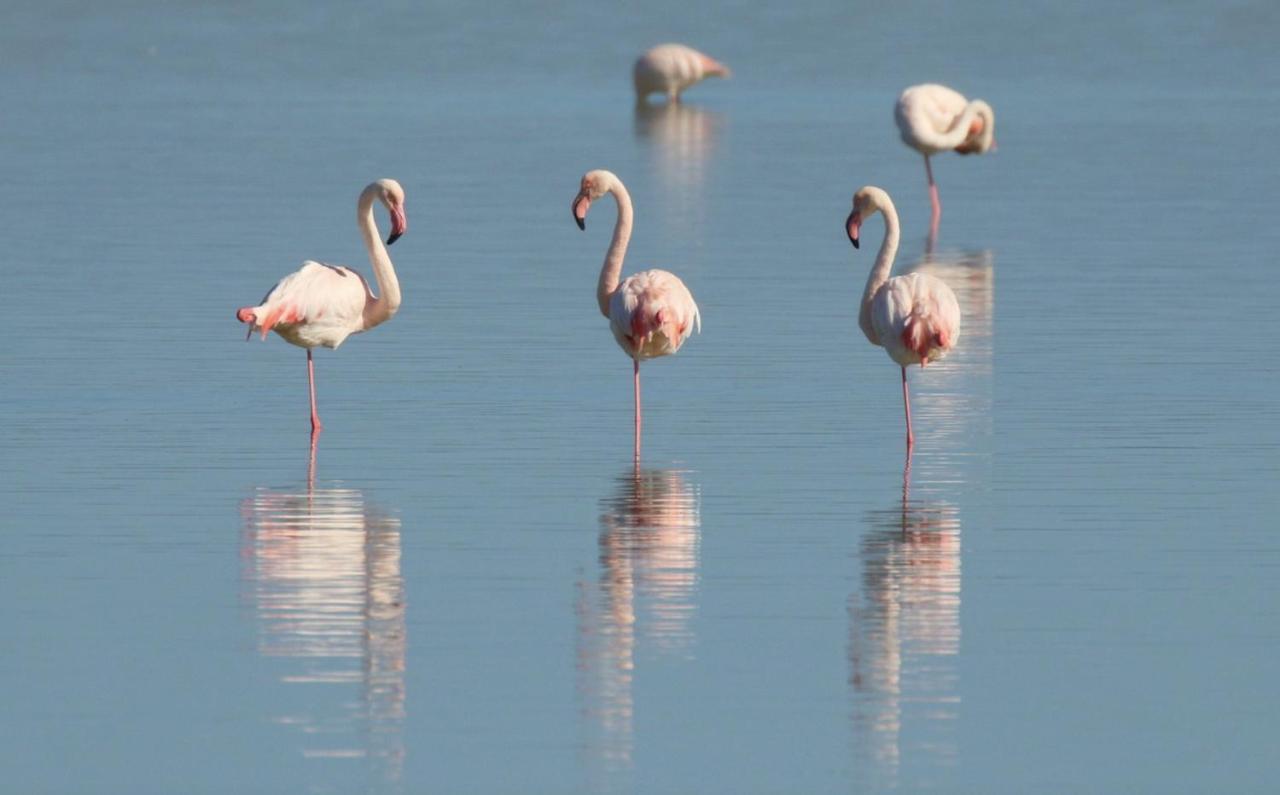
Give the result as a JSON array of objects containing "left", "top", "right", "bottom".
[
  {"left": 846, "top": 186, "right": 960, "bottom": 449},
  {"left": 634, "top": 44, "right": 730, "bottom": 103},
  {"left": 236, "top": 179, "right": 407, "bottom": 435},
  {"left": 894, "top": 84, "right": 996, "bottom": 238},
  {"left": 573, "top": 169, "right": 701, "bottom": 459}
]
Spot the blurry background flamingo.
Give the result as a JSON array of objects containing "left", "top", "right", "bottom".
[
  {"left": 633, "top": 44, "right": 731, "bottom": 104},
  {"left": 894, "top": 84, "right": 996, "bottom": 240}
]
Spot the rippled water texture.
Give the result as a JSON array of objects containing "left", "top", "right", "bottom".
[{"left": 2, "top": 1, "right": 1279, "bottom": 792}]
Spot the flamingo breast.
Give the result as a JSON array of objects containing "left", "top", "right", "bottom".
[
  {"left": 608, "top": 269, "right": 701, "bottom": 361},
  {"left": 871, "top": 273, "right": 961, "bottom": 367}
]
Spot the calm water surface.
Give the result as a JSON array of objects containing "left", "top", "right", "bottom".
[{"left": 3, "top": 1, "right": 1279, "bottom": 792}]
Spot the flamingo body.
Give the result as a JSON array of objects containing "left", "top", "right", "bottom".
[
  {"left": 238, "top": 261, "right": 371, "bottom": 349},
  {"left": 609, "top": 269, "right": 701, "bottom": 361},
  {"left": 634, "top": 44, "right": 730, "bottom": 102},
  {"left": 870, "top": 271, "right": 961, "bottom": 368}
]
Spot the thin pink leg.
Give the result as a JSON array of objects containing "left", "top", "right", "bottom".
[
  {"left": 633, "top": 359, "right": 642, "bottom": 461},
  {"left": 925, "top": 155, "right": 941, "bottom": 235},
  {"left": 901, "top": 366, "right": 915, "bottom": 450},
  {"left": 307, "top": 349, "right": 323, "bottom": 433}
]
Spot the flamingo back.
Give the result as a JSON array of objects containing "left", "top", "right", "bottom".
[
  {"left": 871, "top": 272, "right": 961, "bottom": 368},
  {"left": 239, "top": 261, "right": 370, "bottom": 349},
  {"left": 609, "top": 269, "right": 701, "bottom": 361},
  {"left": 895, "top": 84, "right": 972, "bottom": 153},
  {"left": 634, "top": 44, "right": 726, "bottom": 99}
]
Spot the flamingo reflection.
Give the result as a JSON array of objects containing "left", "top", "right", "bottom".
[
  {"left": 849, "top": 458, "right": 961, "bottom": 786},
  {"left": 240, "top": 467, "right": 406, "bottom": 787},
  {"left": 634, "top": 102, "right": 721, "bottom": 227},
  {"left": 576, "top": 468, "right": 701, "bottom": 781}
]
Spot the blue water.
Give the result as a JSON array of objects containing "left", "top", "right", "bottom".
[{"left": 2, "top": 1, "right": 1278, "bottom": 792}]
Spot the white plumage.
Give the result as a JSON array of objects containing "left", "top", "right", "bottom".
[
  {"left": 609, "top": 269, "right": 701, "bottom": 361},
  {"left": 243, "top": 261, "right": 371, "bottom": 349},
  {"left": 633, "top": 44, "right": 730, "bottom": 102}
]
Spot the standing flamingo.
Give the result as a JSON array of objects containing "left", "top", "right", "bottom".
[
  {"left": 572, "top": 169, "right": 701, "bottom": 459},
  {"left": 894, "top": 84, "right": 996, "bottom": 238},
  {"left": 236, "top": 179, "right": 407, "bottom": 435},
  {"left": 633, "top": 44, "right": 730, "bottom": 103},
  {"left": 846, "top": 186, "right": 960, "bottom": 449}
]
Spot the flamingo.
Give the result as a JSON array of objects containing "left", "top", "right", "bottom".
[
  {"left": 633, "top": 44, "right": 730, "bottom": 103},
  {"left": 846, "top": 186, "right": 960, "bottom": 450},
  {"left": 894, "top": 84, "right": 996, "bottom": 238},
  {"left": 236, "top": 179, "right": 407, "bottom": 435},
  {"left": 572, "top": 169, "right": 701, "bottom": 459}
]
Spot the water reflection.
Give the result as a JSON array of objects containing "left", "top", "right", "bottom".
[
  {"left": 849, "top": 459, "right": 961, "bottom": 787},
  {"left": 576, "top": 467, "right": 701, "bottom": 784},
  {"left": 633, "top": 102, "right": 721, "bottom": 225},
  {"left": 240, "top": 468, "right": 406, "bottom": 788}
]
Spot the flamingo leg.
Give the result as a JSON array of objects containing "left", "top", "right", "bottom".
[
  {"left": 633, "top": 359, "right": 642, "bottom": 461},
  {"left": 901, "top": 366, "right": 915, "bottom": 450},
  {"left": 924, "top": 155, "right": 941, "bottom": 235},
  {"left": 307, "top": 349, "right": 323, "bottom": 434}
]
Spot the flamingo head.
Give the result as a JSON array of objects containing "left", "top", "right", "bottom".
[
  {"left": 572, "top": 169, "right": 618, "bottom": 230},
  {"left": 846, "top": 186, "right": 892, "bottom": 249},
  {"left": 954, "top": 101, "right": 996, "bottom": 155},
  {"left": 373, "top": 178, "right": 408, "bottom": 245}
]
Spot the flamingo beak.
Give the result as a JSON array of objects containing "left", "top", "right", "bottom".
[
  {"left": 386, "top": 204, "right": 407, "bottom": 245},
  {"left": 573, "top": 194, "right": 590, "bottom": 230},
  {"left": 846, "top": 210, "right": 861, "bottom": 249}
]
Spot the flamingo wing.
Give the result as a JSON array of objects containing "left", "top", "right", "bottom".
[
  {"left": 241, "top": 261, "right": 370, "bottom": 347},
  {"left": 896, "top": 84, "right": 971, "bottom": 149},
  {"left": 609, "top": 269, "right": 701, "bottom": 360}
]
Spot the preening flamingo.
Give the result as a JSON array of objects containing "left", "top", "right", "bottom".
[
  {"left": 236, "top": 179, "right": 407, "bottom": 434},
  {"left": 894, "top": 84, "right": 996, "bottom": 236},
  {"left": 634, "top": 44, "right": 730, "bottom": 103},
  {"left": 572, "top": 169, "right": 701, "bottom": 459},
  {"left": 846, "top": 186, "right": 960, "bottom": 449}
]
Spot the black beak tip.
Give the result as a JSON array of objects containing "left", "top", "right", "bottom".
[
  {"left": 850, "top": 237, "right": 860, "bottom": 249},
  {"left": 386, "top": 232, "right": 402, "bottom": 246},
  {"left": 575, "top": 217, "right": 585, "bottom": 231}
]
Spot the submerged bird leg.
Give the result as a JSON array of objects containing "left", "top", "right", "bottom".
[
  {"left": 633, "top": 359, "right": 642, "bottom": 462},
  {"left": 307, "top": 349, "right": 323, "bottom": 433},
  {"left": 901, "top": 366, "right": 915, "bottom": 450}
]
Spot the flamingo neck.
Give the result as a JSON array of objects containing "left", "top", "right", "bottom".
[
  {"left": 358, "top": 190, "right": 401, "bottom": 330},
  {"left": 858, "top": 199, "right": 900, "bottom": 345},
  {"left": 597, "top": 178, "right": 634, "bottom": 317}
]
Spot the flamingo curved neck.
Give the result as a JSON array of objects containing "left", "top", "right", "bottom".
[
  {"left": 358, "top": 190, "right": 400, "bottom": 330},
  {"left": 858, "top": 199, "right": 900, "bottom": 345},
  {"left": 924, "top": 102, "right": 988, "bottom": 151},
  {"left": 597, "top": 179, "right": 634, "bottom": 317}
]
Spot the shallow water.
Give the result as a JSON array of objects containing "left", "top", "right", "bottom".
[{"left": 2, "top": 1, "right": 1279, "bottom": 792}]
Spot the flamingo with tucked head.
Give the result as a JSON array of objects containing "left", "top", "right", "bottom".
[
  {"left": 236, "top": 179, "right": 407, "bottom": 436},
  {"left": 895, "top": 84, "right": 996, "bottom": 237},
  {"left": 573, "top": 169, "right": 701, "bottom": 460},
  {"left": 846, "top": 186, "right": 960, "bottom": 450},
  {"left": 633, "top": 44, "right": 730, "bottom": 103}
]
